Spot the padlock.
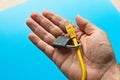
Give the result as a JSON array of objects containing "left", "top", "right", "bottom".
[
  {"left": 52, "top": 36, "right": 81, "bottom": 48},
  {"left": 52, "top": 36, "right": 72, "bottom": 48}
]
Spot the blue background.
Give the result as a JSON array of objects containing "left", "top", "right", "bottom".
[{"left": 0, "top": 0, "right": 120, "bottom": 80}]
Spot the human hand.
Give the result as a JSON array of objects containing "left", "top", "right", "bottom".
[{"left": 26, "top": 11, "right": 120, "bottom": 80}]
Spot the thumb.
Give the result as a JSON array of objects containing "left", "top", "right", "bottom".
[{"left": 76, "top": 15, "right": 97, "bottom": 35}]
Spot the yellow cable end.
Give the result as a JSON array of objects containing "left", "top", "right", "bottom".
[{"left": 65, "top": 20, "right": 76, "bottom": 39}]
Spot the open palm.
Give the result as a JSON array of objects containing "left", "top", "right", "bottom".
[{"left": 26, "top": 11, "right": 116, "bottom": 80}]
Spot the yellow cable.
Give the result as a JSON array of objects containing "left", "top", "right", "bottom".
[{"left": 65, "top": 21, "right": 87, "bottom": 80}]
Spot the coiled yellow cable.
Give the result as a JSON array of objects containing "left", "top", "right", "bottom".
[{"left": 65, "top": 21, "right": 87, "bottom": 80}]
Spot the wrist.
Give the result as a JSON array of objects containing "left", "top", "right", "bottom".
[{"left": 101, "top": 62, "right": 120, "bottom": 80}]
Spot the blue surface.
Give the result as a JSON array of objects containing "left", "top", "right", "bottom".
[{"left": 0, "top": 0, "right": 120, "bottom": 80}]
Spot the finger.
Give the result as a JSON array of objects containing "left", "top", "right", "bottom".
[
  {"left": 42, "top": 10, "right": 67, "bottom": 33},
  {"left": 29, "top": 33, "right": 55, "bottom": 58},
  {"left": 31, "top": 12, "right": 64, "bottom": 37},
  {"left": 74, "top": 27, "right": 84, "bottom": 40},
  {"left": 76, "top": 15, "right": 98, "bottom": 35},
  {"left": 26, "top": 18, "right": 55, "bottom": 45}
]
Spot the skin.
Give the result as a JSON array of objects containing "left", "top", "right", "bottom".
[{"left": 26, "top": 11, "right": 120, "bottom": 80}]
